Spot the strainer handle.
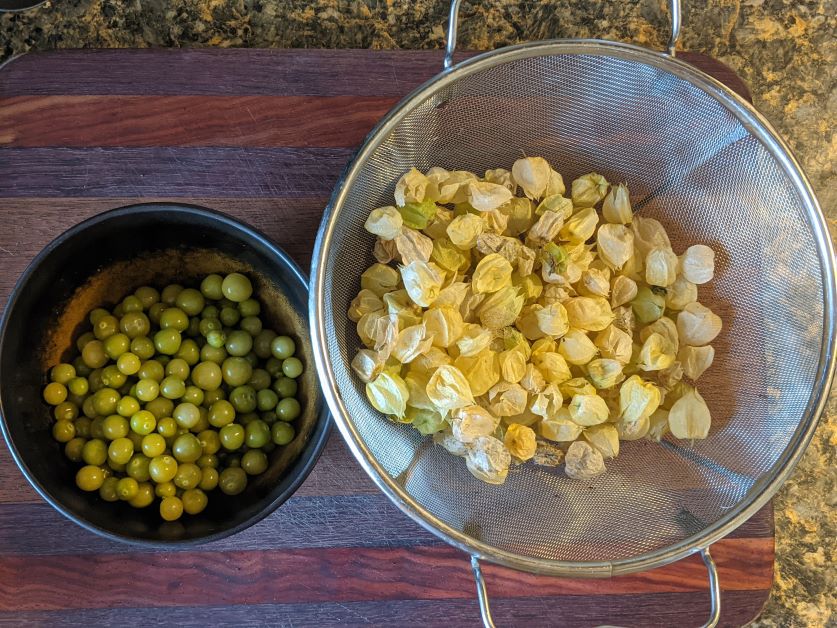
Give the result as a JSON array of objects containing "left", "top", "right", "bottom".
[
  {"left": 470, "top": 556, "right": 496, "bottom": 628},
  {"left": 701, "top": 547, "right": 722, "bottom": 628},
  {"left": 443, "top": 0, "right": 683, "bottom": 69},
  {"left": 469, "top": 547, "right": 722, "bottom": 628}
]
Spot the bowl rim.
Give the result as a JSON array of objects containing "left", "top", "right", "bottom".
[
  {"left": 309, "top": 39, "right": 837, "bottom": 577},
  {"left": 0, "top": 201, "right": 332, "bottom": 547}
]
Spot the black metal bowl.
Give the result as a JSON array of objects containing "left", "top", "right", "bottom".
[
  {"left": 0, "top": 0, "right": 46, "bottom": 12},
  {"left": 0, "top": 203, "right": 330, "bottom": 545}
]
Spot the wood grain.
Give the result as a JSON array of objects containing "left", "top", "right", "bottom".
[
  {"left": 0, "top": 48, "right": 769, "bottom": 627},
  {"left": 0, "top": 436, "right": 776, "bottom": 563},
  {"left": 0, "top": 95, "right": 398, "bottom": 148},
  {"left": 0, "top": 147, "right": 353, "bottom": 198},
  {"left": 0, "top": 49, "right": 751, "bottom": 102},
  {"left": 0, "top": 198, "right": 330, "bottom": 280},
  {"left": 0, "top": 591, "right": 769, "bottom": 628},
  {"left": 0, "top": 49, "right": 454, "bottom": 97},
  {"left": 0, "top": 496, "right": 443, "bottom": 556},
  {"left": 0, "top": 539, "right": 772, "bottom": 612}
]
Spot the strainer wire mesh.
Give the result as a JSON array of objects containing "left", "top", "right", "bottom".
[{"left": 311, "top": 41, "right": 835, "bottom": 575}]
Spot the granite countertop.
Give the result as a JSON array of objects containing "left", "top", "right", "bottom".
[{"left": 1, "top": 0, "right": 835, "bottom": 625}]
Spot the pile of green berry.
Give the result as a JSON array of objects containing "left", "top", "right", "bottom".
[{"left": 42, "top": 272, "right": 304, "bottom": 522}]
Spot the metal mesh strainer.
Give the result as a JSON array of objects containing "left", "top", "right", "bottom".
[{"left": 310, "top": 1, "right": 836, "bottom": 625}]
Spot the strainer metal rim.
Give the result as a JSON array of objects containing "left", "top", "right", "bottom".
[{"left": 310, "top": 38, "right": 837, "bottom": 577}]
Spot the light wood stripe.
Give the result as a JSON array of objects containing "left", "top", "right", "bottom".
[{"left": 0, "top": 539, "right": 773, "bottom": 612}]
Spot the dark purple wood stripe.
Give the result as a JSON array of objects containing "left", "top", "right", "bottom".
[
  {"left": 0, "top": 49, "right": 453, "bottom": 97},
  {"left": 0, "top": 198, "right": 331, "bottom": 293},
  {"left": 0, "top": 50, "right": 750, "bottom": 103},
  {"left": 0, "top": 590, "right": 770, "bottom": 627},
  {"left": 0, "top": 147, "right": 353, "bottom": 198},
  {"left": 0, "top": 497, "right": 773, "bottom": 556},
  {"left": 0, "top": 496, "right": 443, "bottom": 555}
]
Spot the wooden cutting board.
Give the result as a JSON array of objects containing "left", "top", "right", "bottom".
[{"left": 0, "top": 49, "right": 770, "bottom": 627}]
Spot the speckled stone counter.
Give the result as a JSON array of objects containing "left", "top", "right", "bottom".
[{"left": 1, "top": 1, "right": 835, "bottom": 625}]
